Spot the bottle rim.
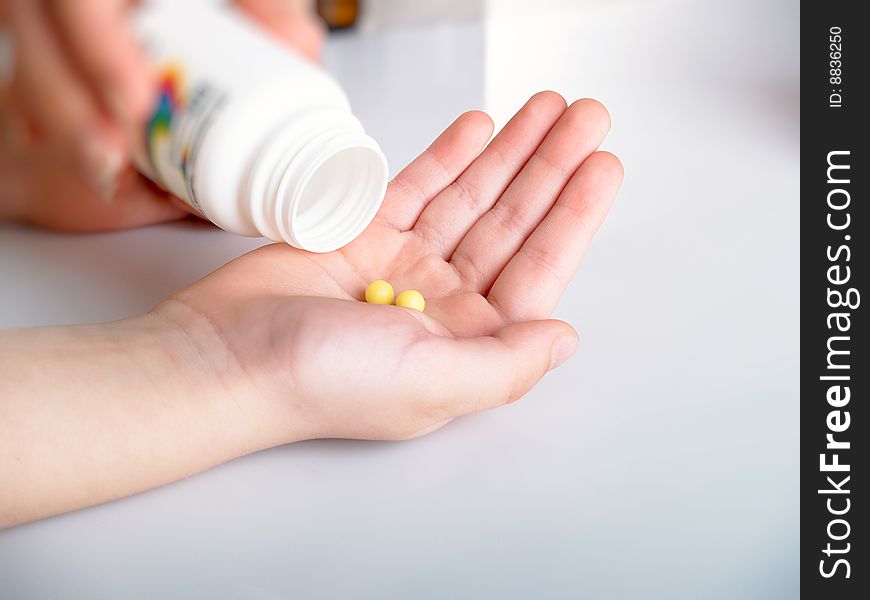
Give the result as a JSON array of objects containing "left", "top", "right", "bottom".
[
  {"left": 247, "top": 110, "right": 388, "bottom": 252},
  {"left": 277, "top": 132, "right": 388, "bottom": 252}
]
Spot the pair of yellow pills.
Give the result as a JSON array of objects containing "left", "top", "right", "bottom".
[{"left": 365, "top": 280, "right": 425, "bottom": 312}]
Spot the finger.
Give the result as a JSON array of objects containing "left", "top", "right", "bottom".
[
  {"left": 413, "top": 91, "right": 567, "bottom": 256},
  {"left": 4, "top": 136, "right": 184, "bottom": 230},
  {"left": 417, "top": 320, "right": 578, "bottom": 419},
  {"left": 488, "top": 151, "right": 624, "bottom": 321},
  {"left": 87, "top": 173, "right": 189, "bottom": 231},
  {"left": 18, "top": 161, "right": 187, "bottom": 232},
  {"left": 377, "top": 110, "right": 493, "bottom": 231},
  {"left": 235, "top": 0, "right": 326, "bottom": 62},
  {"left": 7, "top": 1, "right": 125, "bottom": 192},
  {"left": 50, "top": 0, "right": 154, "bottom": 124},
  {"left": 450, "top": 99, "right": 611, "bottom": 293}
]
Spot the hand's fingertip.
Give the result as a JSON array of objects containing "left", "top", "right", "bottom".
[
  {"left": 529, "top": 90, "right": 568, "bottom": 112},
  {"left": 494, "top": 320, "right": 578, "bottom": 402},
  {"left": 549, "top": 332, "right": 579, "bottom": 370},
  {"left": 498, "top": 318, "right": 575, "bottom": 345},
  {"left": 592, "top": 150, "right": 625, "bottom": 182},
  {"left": 569, "top": 97, "right": 612, "bottom": 133},
  {"left": 495, "top": 319, "right": 578, "bottom": 372},
  {"left": 459, "top": 109, "right": 495, "bottom": 137},
  {"left": 578, "top": 152, "right": 625, "bottom": 212}
]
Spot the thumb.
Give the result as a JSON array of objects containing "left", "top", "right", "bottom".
[{"left": 420, "top": 320, "right": 579, "bottom": 418}]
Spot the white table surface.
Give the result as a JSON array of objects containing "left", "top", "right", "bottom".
[{"left": 0, "top": 1, "right": 799, "bottom": 598}]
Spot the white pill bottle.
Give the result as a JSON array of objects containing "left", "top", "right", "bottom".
[{"left": 132, "top": 2, "right": 388, "bottom": 252}]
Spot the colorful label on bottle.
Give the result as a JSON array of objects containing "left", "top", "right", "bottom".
[{"left": 143, "top": 64, "right": 228, "bottom": 214}]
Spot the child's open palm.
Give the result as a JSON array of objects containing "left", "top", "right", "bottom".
[{"left": 156, "top": 92, "right": 623, "bottom": 442}]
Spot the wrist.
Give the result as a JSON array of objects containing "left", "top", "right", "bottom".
[
  {"left": 109, "top": 313, "right": 225, "bottom": 408},
  {"left": 147, "top": 298, "right": 308, "bottom": 447}
]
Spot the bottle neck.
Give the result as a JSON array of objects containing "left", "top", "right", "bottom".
[{"left": 246, "top": 108, "right": 388, "bottom": 252}]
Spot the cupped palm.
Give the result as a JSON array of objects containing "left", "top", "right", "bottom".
[{"left": 161, "top": 92, "right": 623, "bottom": 441}]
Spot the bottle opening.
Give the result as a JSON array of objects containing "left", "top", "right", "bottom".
[{"left": 288, "top": 144, "right": 388, "bottom": 252}]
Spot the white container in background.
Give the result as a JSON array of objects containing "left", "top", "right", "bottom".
[{"left": 132, "top": 2, "right": 388, "bottom": 252}]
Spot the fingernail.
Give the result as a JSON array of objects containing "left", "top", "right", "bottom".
[
  {"left": 80, "top": 136, "right": 124, "bottom": 202},
  {"left": 549, "top": 334, "right": 579, "bottom": 370}
]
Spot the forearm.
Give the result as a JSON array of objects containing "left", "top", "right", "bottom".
[{"left": 0, "top": 315, "right": 285, "bottom": 528}]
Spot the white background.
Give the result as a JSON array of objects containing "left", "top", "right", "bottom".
[{"left": 0, "top": 0, "right": 799, "bottom": 597}]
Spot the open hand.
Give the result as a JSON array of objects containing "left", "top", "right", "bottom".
[{"left": 155, "top": 92, "right": 623, "bottom": 442}]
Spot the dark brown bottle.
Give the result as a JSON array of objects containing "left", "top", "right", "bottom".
[{"left": 317, "top": 0, "right": 359, "bottom": 30}]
